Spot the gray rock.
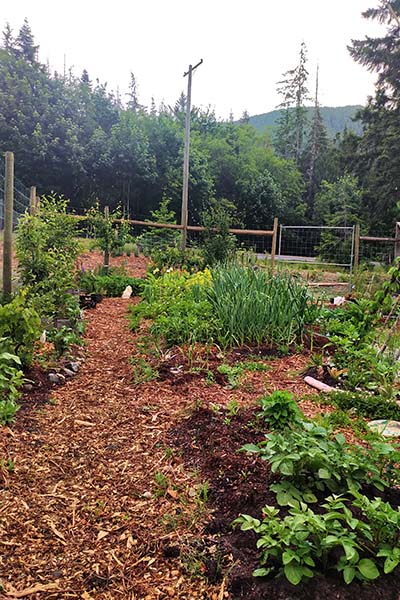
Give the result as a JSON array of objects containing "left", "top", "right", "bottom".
[
  {"left": 23, "top": 383, "right": 34, "bottom": 392},
  {"left": 142, "top": 491, "right": 152, "bottom": 499},
  {"left": 62, "top": 368, "right": 75, "bottom": 377},
  {"left": 66, "top": 362, "right": 80, "bottom": 372},
  {"left": 48, "top": 373, "right": 61, "bottom": 384}
]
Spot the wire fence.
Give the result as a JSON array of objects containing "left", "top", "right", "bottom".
[{"left": 0, "top": 161, "right": 31, "bottom": 230}]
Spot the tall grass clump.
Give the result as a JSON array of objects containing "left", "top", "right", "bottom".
[{"left": 208, "top": 264, "right": 318, "bottom": 348}]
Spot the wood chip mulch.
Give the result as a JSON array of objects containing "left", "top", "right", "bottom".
[
  {"left": 0, "top": 285, "right": 345, "bottom": 600},
  {"left": 0, "top": 298, "right": 225, "bottom": 600}
]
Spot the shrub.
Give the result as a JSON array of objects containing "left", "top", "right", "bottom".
[
  {"left": 234, "top": 492, "right": 399, "bottom": 585},
  {"left": 0, "top": 340, "right": 23, "bottom": 424},
  {"left": 328, "top": 390, "right": 400, "bottom": 421},
  {"left": 16, "top": 195, "right": 81, "bottom": 324},
  {"left": 86, "top": 203, "right": 132, "bottom": 259},
  {"left": 201, "top": 198, "right": 237, "bottom": 266},
  {"left": 78, "top": 269, "right": 144, "bottom": 297},
  {"left": 242, "top": 423, "right": 399, "bottom": 503},
  {"left": 135, "top": 197, "right": 180, "bottom": 255},
  {"left": 257, "top": 390, "right": 303, "bottom": 430},
  {"left": 0, "top": 293, "right": 41, "bottom": 367}
]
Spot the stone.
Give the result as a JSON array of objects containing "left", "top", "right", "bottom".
[
  {"left": 62, "top": 368, "right": 75, "bottom": 377},
  {"left": 121, "top": 285, "right": 133, "bottom": 299},
  {"left": 23, "top": 383, "right": 34, "bottom": 392},
  {"left": 48, "top": 373, "right": 61, "bottom": 384},
  {"left": 368, "top": 420, "right": 400, "bottom": 437},
  {"left": 142, "top": 491, "right": 152, "bottom": 499},
  {"left": 66, "top": 362, "right": 80, "bottom": 373}
]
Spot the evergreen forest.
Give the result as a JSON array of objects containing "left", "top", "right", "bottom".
[{"left": 0, "top": 4, "right": 399, "bottom": 235}]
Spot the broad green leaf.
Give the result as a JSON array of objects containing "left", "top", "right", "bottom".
[
  {"left": 358, "top": 558, "right": 379, "bottom": 580},
  {"left": 284, "top": 563, "right": 303, "bottom": 585},
  {"left": 253, "top": 567, "right": 270, "bottom": 577},
  {"left": 343, "top": 565, "right": 356, "bottom": 584},
  {"left": 384, "top": 556, "right": 399, "bottom": 574}
]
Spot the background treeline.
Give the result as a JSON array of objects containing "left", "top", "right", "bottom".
[{"left": 0, "top": 7, "right": 399, "bottom": 234}]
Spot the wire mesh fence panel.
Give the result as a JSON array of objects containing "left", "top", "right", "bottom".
[
  {"left": 359, "top": 239, "right": 395, "bottom": 265},
  {"left": 0, "top": 164, "right": 31, "bottom": 230},
  {"left": 278, "top": 225, "right": 355, "bottom": 268}
]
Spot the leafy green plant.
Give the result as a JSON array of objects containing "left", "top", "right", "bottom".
[
  {"left": 217, "top": 364, "right": 245, "bottom": 389},
  {"left": 0, "top": 340, "right": 23, "bottom": 425},
  {"left": 48, "top": 326, "right": 83, "bottom": 358},
  {"left": 151, "top": 246, "right": 205, "bottom": 273},
  {"left": 242, "top": 423, "right": 399, "bottom": 502},
  {"left": 135, "top": 197, "right": 180, "bottom": 255},
  {"left": 0, "top": 293, "right": 41, "bottom": 367},
  {"left": 86, "top": 203, "right": 132, "bottom": 261},
  {"left": 257, "top": 390, "right": 303, "bottom": 430},
  {"left": 234, "top": 493, "right": 389, "bottom": 585},
  {"left": 208, "top": 264, "right": 319, "bottom": 348},
  {"left": 16, "top": 195, "right": 82, "bottom": 333},
  {"left": 130, "top": 357, "right": 158, "bottom": 384},
  {"left": 328, "top": 390, "right": 400, "bottom": 421},
  {"left": 0, "top": 399, "right": 20, "bottom": 426},
  {"left": 201, "top": 198, "right": 238, "bottom": 266},
  {"left": 78, "top": 269, "right": 144, "bottom": 297}
]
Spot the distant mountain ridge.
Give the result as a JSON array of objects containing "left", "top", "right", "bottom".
[{"left": 247, "top": 105, "right": 363, "bottom": 138}]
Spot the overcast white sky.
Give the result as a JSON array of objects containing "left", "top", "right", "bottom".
[{"left": 1, "top": 0, "right": 384, "bottom": 119}]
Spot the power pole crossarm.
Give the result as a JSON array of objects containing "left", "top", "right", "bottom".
[{"left": 181, "top": 59, "right": 203, "bottom": 251}]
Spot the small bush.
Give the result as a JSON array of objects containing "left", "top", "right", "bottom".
[
  {"left": 257, "top": 390, "right": 303, "bottom": 430},
  {"left": 328, "top": 390, "right": 400, "bottom": 421},
  {"left": 0, "top": 293, "right": 41, "bottom": 367},
  {"left": 78, "top": 270, "right": 144, "bottom": 297}
]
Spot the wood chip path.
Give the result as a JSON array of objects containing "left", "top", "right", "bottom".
[{"left": 0, "top": 299, "right": 223, "bottom": 600}]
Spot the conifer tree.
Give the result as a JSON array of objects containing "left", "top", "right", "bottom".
[
  {"left": 15, "top": 18, "right": 38, "bottom": 63},
  {"left": 275, "top": 42, "right": 310, "bottom": 164}
]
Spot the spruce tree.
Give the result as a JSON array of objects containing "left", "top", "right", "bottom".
[
  {"left": 15, "top": 18, "right": 38, "bottom": 63},
  {"left": 275, "top": 42, "right": 310, "bottom": 164},
  {"left": 349, "top": 1, "right": 400, "bottom": 106}
]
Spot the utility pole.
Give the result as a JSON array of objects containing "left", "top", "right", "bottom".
[
  {"left": 181, "top": 58, "right": 203, "bottom": 251},
  {"left": 3, "top": 152, "right": 14, "bottom": 299}
]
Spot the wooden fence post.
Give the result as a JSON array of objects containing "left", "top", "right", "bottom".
[
  {"left": 3, "top": 151, "right": 14, "bottom": 298},
  {"left": 395, "top": 222, "right": 400, "bottom": 260},
  {"left": 30, "top": 186, "right": 37, "bottom": 216},
  {"left": 353, "top": 223, "right": 360, "bottom": 271},
  {"left": 104, "top": 205, "right": 110, "bottom": 272},
  {"left": 270, "top": 217, "right": 278, "bottom": 274}
]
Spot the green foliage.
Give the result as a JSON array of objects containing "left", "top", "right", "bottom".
[
  {"left": 242, "top": 423, "right": 398, "bottom": 501},
  {"left": 78, "top": 269, "right": 144, "bottom": 297},
  {"left": 0, "top": 293, "right": 41, "bottom": 367},
  {"left": 0, "top": 339, "right": 24, "bottom": 403},
  {"left": 136, "top": 197, "right": 180, "bottom": 255},
  {"left": 151, "top": 246, "right": 205, "bottom": 273},
  {"left": 328, "top": 390, "right": 400, "bottom": 421},
  {"left": 319, "top": 285, "right": 399, "bottom": 393},
  {"left": 234, "top": 491, "right": 400, "bottom": 585},
  {"left": 0, "top": 399, "right": 20, "bottom": 426},
  {"left": 217, "top": 364, "right": 245, "bottom": 389},
  {"left": 130, "top": 357, "right": 158, "bottom": 385},
  {"left": 16, "top": 195, "right": 80, "bottom": 323},
  {"left": 86, "top": 203, "right": 132, "bottom": 259},
  {"left": 47, "top": 327, "right": 83, "bottom": 359},
  {"left": 208, "top": 264, "right": 319, "bottom": 348},
  {"left": 201, "top": 198, "right": 237, "bottom": 266},
  {"left": 314, "top": 176, "right": 363, "bottom": 262},
  {"left": 130, "top": 270, "right": 218, "bottom": 347},
  {"left": 257, "top": 390, "right": 303, "bottom": 430}
]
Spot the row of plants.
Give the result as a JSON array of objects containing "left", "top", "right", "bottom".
[
  {"left": 0, "top": 195, "right": 85, "bottom": 425},
  {"left": 309, "top": 258, "right": 400, "bottom": 397},
  {"left": 129, "top": 264, "right": 320, "bottom": 351},
  {"left": 235, "top": 391, "right": 400, "bottom": 586}
]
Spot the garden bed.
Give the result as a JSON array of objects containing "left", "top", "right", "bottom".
[{"left": 170, "top": 406, "right": 400, "bottom": 600}]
